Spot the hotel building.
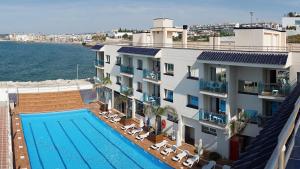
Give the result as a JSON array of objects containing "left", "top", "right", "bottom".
[{"left": 91, "top": 18, "right": 300, "bottom": 161}]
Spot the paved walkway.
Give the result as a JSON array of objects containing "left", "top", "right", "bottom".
[{"left": 0, "top": 102, "right": 11, "bottom": 169}]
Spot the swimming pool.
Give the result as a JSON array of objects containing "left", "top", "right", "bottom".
[{"left": 20, "top": 109, "right": 173, "bottom": 169}]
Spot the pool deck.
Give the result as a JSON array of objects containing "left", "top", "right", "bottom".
[
  {"left": 87, "top": 103, "right": 232, "bottom": 169},
  {"left": 0, "top": 102, "right": 11, "bottom": 169},
  {"left": 11, "top": 90, "right": 231, "bottom": 169}
]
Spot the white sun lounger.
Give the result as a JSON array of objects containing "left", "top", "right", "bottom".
[
  {"left": 150, "top": 140, "right": 168, "bottom": 150},
  {"left": 202, "top": 160, "right": 216, "bottom": 169},
  {"left": 183, "top": 154, "right": 200, "bottom": 168},
  {"left": 161, "top": 145, "right": 177, "bottom": 156},
  {"left": 172, "top": 150, "right": 189, "bottom": 162},
  {"left": 110, "top": 116, "right": 121, "bottom": 123},
  {"left": 104, "top": 112, "right": 114, "bottom": 119},
  {"left": 136, "top": 132, "right": 149, "bottom": 141},
  {"left": 106, "top": 114, "right": 117, "bottom": 119},
  {"left": 99, "top": 111, "right": 107, "bottom": 116},
  {"left": 121, "top": 124, "right": 135, "bottom": 131},
  {"left": 128, "top": 128, "right": 143, "bottom": 135}
]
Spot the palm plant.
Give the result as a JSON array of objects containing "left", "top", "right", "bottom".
[
  {"left": 94, "top": 76, "right": 112, "bottom": 105},
  {"left": 115, "top": 87, "right": 133, "bottom": 118},
  {"left": 143, "top": 105, "right": 177, "bottom": 135}
]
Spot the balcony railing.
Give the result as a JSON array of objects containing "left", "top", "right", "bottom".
[
  {"left": 143, "top": 69, "right": 161, "bottom": 81},
  {"left": 193, "top": 110, "right": 227, "bottom": 126},
  {"left": 199, "top": 79, "right": 227, "bottom": 94},
  {"left": 95, "top": 59, "right": 104, "bottom": 67},
  {"left": 120, "top": 85, "right": 133, "bottom": 96},
  {"left": 143, "top": 93, "right": 160, "bottom": 106},
  {"left": 258, "top": 82, "right": 291, "bottom": 97},
  {"left": 120, "top": 65, "right": 134, "bottom": 75}
]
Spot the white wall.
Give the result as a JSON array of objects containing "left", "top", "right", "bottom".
[{"left": 160, "top": 48, "right": 202, "bottom": 118}]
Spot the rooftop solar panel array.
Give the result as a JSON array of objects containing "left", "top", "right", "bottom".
[
  {"left": 197, "top": 51, "right": 288, "bottom": 65},
  {"left": 233, "top": 83, "right": 300, "bottom": 169},
  {"left": 117, "top": 47, "right": 160, "bottom": 56},
  {"left": 91, "top": 44, "right": 104, "bottom": 50}
]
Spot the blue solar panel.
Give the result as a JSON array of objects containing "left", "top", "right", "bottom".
[
  {"left": 233, "top": 83, "right": 300, "bottom": 169},
  {"left": 118, "top": 47, "right": 160, "bottom": 56},
  {"left": 197, "top": 51, "right": 288, "bottom": 65},
  {"left": 91, "top": 44, "right": 104, "bottom": 50}
]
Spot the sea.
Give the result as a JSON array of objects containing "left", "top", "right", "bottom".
[{"left": 0, "top": 41, "right": 95, "bottom": 81}]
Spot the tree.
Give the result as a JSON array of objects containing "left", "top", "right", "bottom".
[
  {"left": 115, "top": 87, "right": 133, "bottom": 118},
  {"left": 143, "top": 105, "right": 177, "bottom": 135},
  {"left": 94, "top": 77, "right": 112, "bottom": 106},
  {"left": 122, "top": 33, "right": 129, "bottom": 39},
  {"left": 92, "top": 35, "right": 106, "bottom": 42}
]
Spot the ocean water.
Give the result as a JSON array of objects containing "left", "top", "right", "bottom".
[{"left": 0, "top": 41, "right": 95, "bottom": 81}]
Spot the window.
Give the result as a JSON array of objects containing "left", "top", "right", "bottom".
[
  {"left": 116, "top": 57, "right": 121, "bottom": 66},
  {"left": 106, "top": 73, "right": 110, "bottom": 79},
  {"left": 116, "top": 76, "right": 121, "bottom": 85},
  {"left": 210, "top": 67, "right": 226, "bottom": 82},
  {"left": 202, "top": 125, "right": 217, "bottom": 136},
  {"left": 297, "top": 72, "right": 300, "bottom": 84},
  {"left": 187, "top": 95, "right": 198, "bottom": 109},
  {"left": 164, "top": 63, "right": 174, "bottom": 76},
  {"left": 164, "top": 89, "right": 173, "bottom": 102},
  {"left": 238, "top": 80, "right": 258, "bottom": 95},
  {"left": 187, "top": 66, "right": 199, "bottom": 80},
  {"left": 106, "top": 55, "right": 110, "bottom": 63},
  {"left": 137, "top": 60, "right": 143, "bottom": 70},
  {"left": 137, "top": 82, "right": 142, "bottom": 92}
]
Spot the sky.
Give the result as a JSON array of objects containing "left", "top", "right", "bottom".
[{"left": 0, "top": 0, "right": 299, "bottom": 34}]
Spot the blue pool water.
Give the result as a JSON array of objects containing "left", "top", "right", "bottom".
[{"left": 20, "top": 109, "right": 173, "bottom": 169}]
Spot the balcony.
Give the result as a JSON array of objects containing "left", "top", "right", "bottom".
[
  {"left": 120, "top": 85, "right": 133, "bottom": 96},
  {"left": 143, "top": 93, "right": 160, "bottom": 106},
  {"left": 193, "top": 110, "right": 227, "bottom": 126},
  {"left": 95, "top": 59, "right": 104, "bottom": 68},
  {"left": 120, "top": 65, "right": 134, "bottom": 77},
  {"left": 143, "top": 69, "right": 161, "bottom": 84},
  {"left": 258, "top": 82, "right": 291, "bottom": 100},
  {"left": 199, "top": 79, "right": 228, "bottom": 98}
]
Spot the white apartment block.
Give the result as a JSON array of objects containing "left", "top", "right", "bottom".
[
  {"left": 282, "top": 16, "right": 300, "bottom": 36},
  {"left": 91, "top": 18, "right": 300, "bottom": 160}
]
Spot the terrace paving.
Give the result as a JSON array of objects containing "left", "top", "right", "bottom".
[
  {"left": 0, "top": 102, "right": 10, "bottom": 169},
  {"left": 12, "top": 90, "right": 231, "bottom": 169}
]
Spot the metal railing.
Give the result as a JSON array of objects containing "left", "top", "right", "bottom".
[
  {"left": 120, "top": 85, "right": 133, "bottom": 96},
  {"left": 120, "top": 65, "right": 134, "bottom": 75},
  {"left": 199, "top": 79, "right": 227, "bottom": 94},
  {"left": 143, "top": 93, "right": 160, "bottom": 106},
  {"left": 258, "top": 82, "right": 291, "bottom": 97},
  {"left": 143, "top": 69, "right": 161, "bottom": 81},
  {"left": 96, "top": 41, "right": 300, "bottom": 52},
  {"left": 95, "top": 59, "right": 104, "bottom": 67},
  {"left": 193, "top": 109, "right": 227, "bottom": 126},
  {"left": 265, "top": 93, "right": 300, "bottom": 169}
]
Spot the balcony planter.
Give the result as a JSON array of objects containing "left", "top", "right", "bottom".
[
  {"left": 120, "top": 116, "right": 133, "bottom": 125},
  {"left": 148, "top": 133, "right": 165, "bottom": 143}
]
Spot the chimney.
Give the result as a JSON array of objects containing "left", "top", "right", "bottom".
[{"left": 182, "top": 25, "right": 188, "bottom": 48}]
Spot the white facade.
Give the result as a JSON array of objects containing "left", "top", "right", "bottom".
[
  {"left": 93, "top": 19, "right": 300, "bottom": 160},
  {"left": 282, "top": 16, "right": 300, "bottom": 35}
]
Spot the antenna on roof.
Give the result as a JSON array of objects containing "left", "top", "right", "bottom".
[{"left": 250, "top": 12, "right": 254, "bottom": 27}]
